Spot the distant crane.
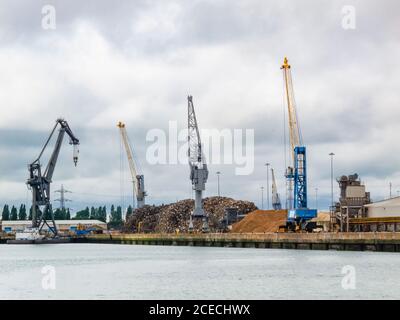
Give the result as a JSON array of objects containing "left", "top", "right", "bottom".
[
  {"left": 271, "top": 168, "right": 282, "bottom": 210},
  {"left": 281, "top": 57, "right": 317, "bottom": 231},
  {"left": 117, "top": 121, "right": 146, "bottom": 209},
  {"left": 27, "top": 119, "right": 79, "bottom": 236},
  {"left": 187, "top": 96, "right": 209, "bottom": 232}
]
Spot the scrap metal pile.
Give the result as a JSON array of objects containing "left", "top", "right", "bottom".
[{"left": 123, "top": 197, "right": 257, "bottom": 233}]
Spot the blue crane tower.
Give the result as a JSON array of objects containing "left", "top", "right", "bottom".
[{"left": 281, "top": 57, "right": 317, "bottom": 231}]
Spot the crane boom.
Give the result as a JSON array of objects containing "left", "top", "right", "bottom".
[
  {"left": 187, "top": 96, "right": 209, "bottom": 232},
  {"left": 117, "top": 122, "right": 146, "bottom": 208},
  {"left": 282, "top": 57, "right": 303, "bottom": 162}
]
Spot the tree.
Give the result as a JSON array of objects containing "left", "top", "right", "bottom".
[
  {"left": 43, "top": 206, "right": 53, "bottom": 220},
  {"left": 94, "top": 206, "right": 106, "bottom": 223},
  {"left": 126, "top": 205, "right": 133, "bottom": 221},
  {"left": 99, "top": 206, "right": 107, "bottom": 222},
  {"left": 2, "top": 205, "right": 10, "bottom": 221},
  {"left": 74, "top": 207, "right": 89, "bottom": 220},
  {"left": 28, "top": 206, "right": 33, "bottom": 220},
  {"left": 18, "top": 204, "right": 27, "bottom": 220},
  {"left": 110, "top": 204, "right": 115, "bottom": 220},
  {"left": 65, "top": 208, "right": 71, "bottom": 220},
  {"left": 114, "top": 206, "right": 123, "bottom": 223},
  {"left": 108, "top": 205, "right": 123, "bottom": 229},
  {"left": 54, "top": 208, "right": 67, "bottom": 220},
  {"left": 90, "top": 207, "right": 97, "bottom": 220},
  {"left": 10, "top": 206, "right": 18, "bottom": 220}
]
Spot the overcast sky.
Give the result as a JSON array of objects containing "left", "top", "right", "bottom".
[{"left": 0, "top": 0, "right": 399, "bottom": 212}]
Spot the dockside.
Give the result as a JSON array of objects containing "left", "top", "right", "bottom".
[{"left": 79, "top": 232, "right": 400, "bottom": 252}]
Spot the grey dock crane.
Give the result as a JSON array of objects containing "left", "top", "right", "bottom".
[
  {"left": 27, "top": 119, "right": 79, "bottom": 236},
  {"left": 271, "top": 168, "right": 282, "bottom": 210},
  {"left": 187, "top": 96, "right": 209, "bottom": 232}
]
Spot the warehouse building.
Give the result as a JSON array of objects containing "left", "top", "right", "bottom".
[
  {"left": 349, "top": 197, "right": 400, "bottom": 232},
  {"left": 364, "top": 197, "right": 400, "bottom": 218},
  {"left": 0, "top": 220, "right": 107, "bottom": 234}
]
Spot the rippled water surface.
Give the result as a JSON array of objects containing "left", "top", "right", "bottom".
[{"left": 0, "top": 244, "right": 399, "bottom": 299}]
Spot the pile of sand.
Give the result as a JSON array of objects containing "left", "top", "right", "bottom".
[{"left": 231, "top": 210, "right": 287, "bottom": 233}]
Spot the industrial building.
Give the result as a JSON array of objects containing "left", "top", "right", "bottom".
[
  {"left": 333, "top": 173, "right": 371, "bottom": 231},
  {"left": 364, "top": 197, "right": 400, "bottom": 218},
  {"left": 0, "top": 220, "right": 107, "bottom": 234},
  {"left": 348, "top": 197, "right": 400, "bottom": 232}
]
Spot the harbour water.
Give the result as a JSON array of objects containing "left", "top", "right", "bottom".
[{"left": 0, "top": 244, "right": 399, "bottom": 299}]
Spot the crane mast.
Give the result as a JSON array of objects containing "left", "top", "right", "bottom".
[
  {"left": 187, "top": 95, "right": 209, "bottom": 232},
  {"left": 117, "top": 122, "right": 146, "bottom": 209},
  {"left": 27, "top": 118, "right": 79, "bottom": 236},
  {"left": 281, "top": 58, "right": 316, "bottom": 230},
  {"left": 282, "top": 57, "right": 302, "bottom": 210},
  {"left": 271, "top": 168, "right": 282, "bottom": 210}
]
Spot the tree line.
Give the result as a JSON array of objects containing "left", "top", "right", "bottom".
[{"left": 1, "top": 204, "right": 134, "bottom": 229}]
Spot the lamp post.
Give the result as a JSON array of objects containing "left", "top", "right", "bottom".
[
  {"left": 329, "top": 153, "right": 335, "bottom": 231},
  {"left": 216, "top": 171, "right": 221, "bottom": 197},
  {"left": 315, "top": 187, "right": 318, "bottom": 211},
  {"left": 265, "top": 163, "right": 270, "bottom": 210},
  {"left": 329, "top": 153, "right": 335, "bottom": 211},
  {"left": 261, "top": 186, "right": 265, "bottom": 210}
]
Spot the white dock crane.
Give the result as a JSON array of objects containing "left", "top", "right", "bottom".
[
  {"left": 117, "top": 122, "right": 146, "bottom": 209},
  {"left": 187, "top": 96, "right": 209, "bottom": 232},
  {"left": 271, "top": 168, "right": 282, "bottom": 210}
]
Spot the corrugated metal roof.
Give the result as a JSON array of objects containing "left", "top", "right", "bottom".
[{"left": 364, "top": 196, "right": 400, "bottom": 208}]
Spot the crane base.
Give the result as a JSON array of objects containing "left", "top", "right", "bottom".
[
  {"left": 202, "top": 217, "right": 209, "bottom": 233},
  {"left": 188, "top": 215, "right": 209, "bottom": 233}
]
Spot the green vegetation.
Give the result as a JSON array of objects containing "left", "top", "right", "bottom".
[
  {"left": 1, "top": 204, "right": 130, "bottom": 230},
  {"left": 1, "top": 205, "right": 10, "bottom": 221},
  {"left": 10, "top": 206, "right": 18, "bottom": 220},
  {"left": 18, "top": 204, "right": 27, "bottom": 220},
  {"left": 108, "top": 205, "right": 124, "bottom": 229}
]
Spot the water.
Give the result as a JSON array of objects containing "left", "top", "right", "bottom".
[{"left": 0, "top": 243, "right": 399, "bottom": 299}]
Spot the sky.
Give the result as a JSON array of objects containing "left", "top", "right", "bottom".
[{"left": 0, "top": 0, "right": 399, "bottom": 213}]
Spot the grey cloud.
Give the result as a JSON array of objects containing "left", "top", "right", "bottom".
[{"left": 0, "top": 0, "right": 399, "bottom": 212}]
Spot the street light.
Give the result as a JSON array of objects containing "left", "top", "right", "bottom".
[
  {"left": 315, "top": 187, "right": 318, "bottom": 211},
  {"left": 261, "top": 186, "right": 265, "bottom": 210},
  {"left": 329, "top": 153, "right": 335, "bottom": 212},
  {"left": 216, "top": 171, "right": 221, "bottom": 197},
  {"left": 265, "top": 163, "right": 270, "bottom": 210}
]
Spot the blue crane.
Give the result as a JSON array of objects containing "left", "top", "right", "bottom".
[{"left": 281, "top": 58, "right": 317, "bottom": 231}]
